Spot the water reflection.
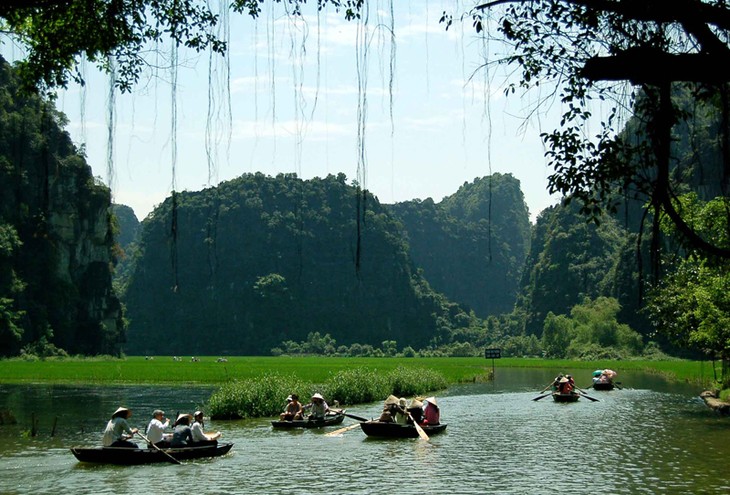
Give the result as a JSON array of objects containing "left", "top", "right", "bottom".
[{"left": 1, "top": 369, "right": 729, "bottom": 494}]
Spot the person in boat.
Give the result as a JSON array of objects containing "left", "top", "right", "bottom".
[
  {"left": 394, "top": 397, "right": 409, "bottom": 425},
  {"left": 191, "top": 411, "right": 221, "bottom": 445},
  {"left": 378, "top": 395, "right": 404, "bottom": 423},
  {"left": 423, "top": 397, "right": 440, "bottom": 425},
  {"left": 406, "top": 398, "right": 424, "bottom": 425},
  {"left": 145, "top": 409, "right": 171, "bottom": 447},
  {"left": 280, "top": 394, "right": 304, "bottom": 421},
  {"left": 170, "top": 413, "right": 194, "bottom": 447},
  {"left": 557, "top": 376, "right": 574, "bottom": 394},
  {"left": 592, "top": 369, "right": 604, "bottom": 384},
  {"left": 601, "top": 369, "right": 617, "bottom": 383},
  {"left": 102, "top": 406, "right": 139, "bottom": 448},
  {"left": 551, "top": 373, "right": 565, "bottom": 392},
  {"left": 302, "top": 393, "right": 330, "bottom": 420}
]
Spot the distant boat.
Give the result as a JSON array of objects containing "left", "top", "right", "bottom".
[
  {"left": 271, "top": 411, "right": 345, "bottom": 429},
  {"left": 360, "top": 420, "right": 447, "bottom": 438},
  {"left": 592, "top": 381, "right": 615, "bottom": 391},
  {"left": 70, "top": 442, "right": 233, "bottom": 465}
]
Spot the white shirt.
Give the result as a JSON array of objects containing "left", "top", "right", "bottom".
[
  {"left": 145, "top": 418, "right": 169, "bottom": 443},
  {"left": 191, "top": 421, "right": 208, "bottom": 442},
  {"left": 102, "top": 417, "right": 133, "bottom": 447}
]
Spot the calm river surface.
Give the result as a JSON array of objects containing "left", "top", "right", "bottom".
[{"left": 0, "top": 368, "right": 728, "bottom": 494}]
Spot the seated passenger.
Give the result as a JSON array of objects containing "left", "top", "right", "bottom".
[
  {"left": 191, "top": 411, "right": 221, "bottom": 445},
  {"left": 423, "top": 397, "right": 440, "bottom": 425},
  {"left": 102, "top": 406, "right": 139, "bottom": 448},
  {"left": 394, "top": 397, "right": 409, "bottom": 425},
  {"left": 406, "top": 399, "right": 424, "bottom": 425},
  {"left": 280, "top": 394, "right": 303, "bottom": 421},
  {"left": 170, "top": 413, "right": 194, "bottom": 447},
  {"left": 302, "top": 393, "right": 329, "bottom": 420},
  {"left": 378, "top": 395, "right": 400, "bottom": 423},
  {"left": 145, "top": 409, "right": 171, "bottom": 447}
]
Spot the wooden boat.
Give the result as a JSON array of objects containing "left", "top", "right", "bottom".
[
  {"left": 592, "top": 381, "right": 615, "bottom": 391},
  {"left": 271, "top": 411, "right": 345, "bottom": 429},
  {"left": 360, "top": 420, "right": 447, "bottom": 438},
  {"left": 70, "top": 442, "right": 233, "bottom": 465},
  {"left": 552, "top": 392, "right": 580, "bottom": 403}
]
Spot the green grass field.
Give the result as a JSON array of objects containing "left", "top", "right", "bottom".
[{"left": 0, "top": 355, "right": 718, "bottom": 386}]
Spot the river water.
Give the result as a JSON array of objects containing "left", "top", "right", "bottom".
[{"left": 0, "top": 368, "right": 728, "bottom": 494}]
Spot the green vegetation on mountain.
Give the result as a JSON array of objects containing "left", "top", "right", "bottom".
[
  {"left": 388, "top": 173, "right": 530, "bottom": 317},
  {"left": 0, "top": 57, "right": 124, "bottom": 357},
  {"left": 122, "top": 173, "right": 482, "bottom": 356}
]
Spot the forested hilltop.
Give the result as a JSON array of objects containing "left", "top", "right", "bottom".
[
  {"left": 121, "top": 173, "right": 485, "bottom": 356},
  {"left": 389, "top": 174, "right": 531, "bottom": 317},
  {"left": 0, "top": 57, "right": 124, "bottom": 357}
]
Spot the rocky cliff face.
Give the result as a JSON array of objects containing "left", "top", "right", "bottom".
[
  {"left": 46, "top": 164, "right": 124, "bottom": 353},
  {"left": 0, "top": 56, "right": 124, "bottom": 356}
]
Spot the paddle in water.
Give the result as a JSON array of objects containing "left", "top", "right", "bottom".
[
  {"left": 325, "top": 423, "right": 362, "bottom": 437},
  {"left": 532, "top": 380, "right": 556, "bottom": 401},
  {"left": 408, "top": 413, "right": 429, "bottom": 441}
]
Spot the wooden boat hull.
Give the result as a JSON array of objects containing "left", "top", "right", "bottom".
[
  {"left": 271, "top": 412, "right": 345, "bottom": 429},
  {"left": 592, "top": 382, "right": 615, "bottom": 391},
  {"left": 552, "top": 392, "right": 580, "bottom": 403},
  {"left": 70, "top": 442, "right": 233, "bottom": 465},
  {"left": 360, "top": 421, "right": 447, "bottom": 438}
]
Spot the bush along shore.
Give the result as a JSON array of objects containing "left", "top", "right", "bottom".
[{"left": 208, "top": 366, "right": 449, "bottom": 419}]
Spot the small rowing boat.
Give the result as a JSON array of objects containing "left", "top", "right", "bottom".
[
  {"left": 70, "top": 442, "right": 233, "bottom": 465},
  {"left": 271, "top": 411, "right": 345, "bottom": 429},
  {"left": 552, "top": 392, "right": 580, "bottom": 403},
  {"left": 592, "top": 381, "right": 615, "bottom": 391},
  {"left": 360, "top": 420, "right": 447, "bottom": 438}
]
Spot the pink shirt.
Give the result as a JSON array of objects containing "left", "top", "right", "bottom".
[{"left": 424, "top": 403, "right": 440, "bottom": 425}]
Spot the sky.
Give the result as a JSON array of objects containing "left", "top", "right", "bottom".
[{"left": 8, "top": 1, "right": 572, "bottom": 222}]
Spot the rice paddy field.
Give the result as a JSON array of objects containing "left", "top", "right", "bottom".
[{"left": 0, "top": 356, "right": 717, "bottom": 386}]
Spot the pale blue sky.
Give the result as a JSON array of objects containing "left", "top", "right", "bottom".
[{"left": 10, "top": 1, "right": 590, "bottom": 222}]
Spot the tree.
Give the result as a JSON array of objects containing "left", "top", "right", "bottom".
[
  {"left": 443, "top": 0, "right": 730, "bottom": 259},
  {"left": 646, "top": 195, "right": 730, "bottom": 381},
  {"left": 541, "top": 312, "right": 572, "bottom": 358},
  {"left": 0, "top": 1, "right": 363, "bottom": 93}
]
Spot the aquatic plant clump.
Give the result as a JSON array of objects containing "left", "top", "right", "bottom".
[
  {"left": 387, "top": 366, "right": 448, "bottom": 397},
  {"left": 208, "top": 374, "right": 305, "bottom": 419},
  {"left": 208, "top": 366, "right": 448, "bottom": 419}
]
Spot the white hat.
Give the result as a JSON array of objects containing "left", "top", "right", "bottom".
[
  {"left": 312, "top": 393, "right": 324, "bottom": 400},
  {"left": 112, "top": 407, "right": 130, "bottom": 418},
  {"left": 425, "top": 397, "right": 438, "bottom": 407},
  {"left": 175, "top": 413, "right": 193, "bottom": 425}
]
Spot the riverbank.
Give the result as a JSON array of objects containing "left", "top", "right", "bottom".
[{"left": 0, "top": 355, "right": 717, "bottom": 387}]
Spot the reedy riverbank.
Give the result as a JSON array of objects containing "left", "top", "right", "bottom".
[{"left": 207, "top": 366, "right": 450, "bottom": 419}]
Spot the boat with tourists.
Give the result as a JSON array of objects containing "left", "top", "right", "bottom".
[
  {"left": 70, "top": 442, "right": 233, "bottom": 465},
  {"left": 591, "top": 369, "right": 618, "bottom": 390},
  {"left": 552, "top": 392, "right": 580, "bottom": 403},
  {"left": 271, "top": 410, "right": 345, "bottom": 429},
  {"left": 359, "top": 420, "right": 447, "bottom": 438}
]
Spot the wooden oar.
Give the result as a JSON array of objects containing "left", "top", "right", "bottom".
[
  {"left": 576, "top": 391, "right": 599, "bottom": 402},
  {"left": 341, "top": 412, "right": 369, "bottom": 422},
  {"left": 614, "top": 382, "right": 623, "bottom": 390},
  {"left": 325, "top": 423, "right": 362, "bottom": 436},
  {"left": 532, "top": 392, "right": 552, "bottom": 401},
  {"left": 408, "top": 413, "right": 429, "bottom": 441},
  {"left": 135, "top": 431, "right": 181, "bottom": 465}
]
